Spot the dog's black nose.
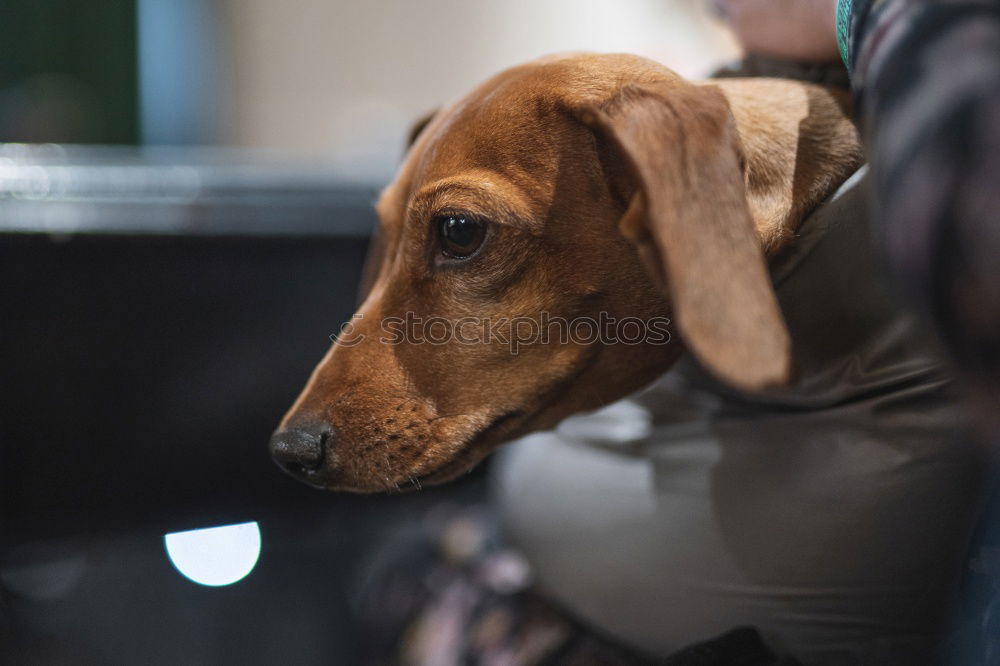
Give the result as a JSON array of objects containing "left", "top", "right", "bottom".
[{"left": 269, "top": 426, "right": 328, "bottom": 475}]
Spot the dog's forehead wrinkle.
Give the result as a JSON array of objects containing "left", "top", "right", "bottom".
[
  {"left": 394, "top": 59, "right": 668, "bottom": 238},
  {"left": 408, "top": 175, "right": 541, "bottom": 233},
  {"left": 402, "top": 118, "right": 589, "bottom": 236},
  {"left": 389, "top": 53, "right": 682, "bottom": 214}
]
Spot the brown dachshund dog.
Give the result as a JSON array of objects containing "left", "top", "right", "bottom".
[{"left": 269, "top": 53, "right": 862, "bottom": 492}]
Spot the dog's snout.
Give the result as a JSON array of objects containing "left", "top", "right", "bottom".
[{"left": 269, "top": 426, "right": 329, "bottom": 475}]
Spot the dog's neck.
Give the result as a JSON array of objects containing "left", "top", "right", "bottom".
[{"left": 709, "top": 78, "right": 862, "bottom": 256}]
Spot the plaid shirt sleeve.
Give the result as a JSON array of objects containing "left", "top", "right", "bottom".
[
  {"left": 838, "top": 0, "right": 1000, "bottom": 401},
  {"left": 838, "top": 3, "right": 1000, "bottom": 662}
]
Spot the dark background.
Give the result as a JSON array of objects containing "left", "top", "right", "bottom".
[
  {"left": 0, "top": 2, "right": 483, "bottom": 661},
  {"left": 0, "top": 153, "right": 492, "bottom": 664}
]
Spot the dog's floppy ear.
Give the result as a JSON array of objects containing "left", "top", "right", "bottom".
[
  {"left": 406, "top": 108, "right": 439, "bottom": 150},
  {"left": 581, "top": 83, "right": 790, "bottom": 391}
]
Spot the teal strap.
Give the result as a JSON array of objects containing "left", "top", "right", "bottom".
[{"left": 836, "top": 0, "right": 855, "bottom": 70}]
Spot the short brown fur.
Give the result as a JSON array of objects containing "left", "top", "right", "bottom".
[{"left": 275, "top": 53, "right": 862, "bottom": 492}]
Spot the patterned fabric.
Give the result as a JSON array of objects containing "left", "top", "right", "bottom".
[
  {"left": 845, "top": 0, "right": 1000, "bottom": 409},
  {"left": 836, "top": 0, "right": 856, "bottom": 69},
  {"left": 843, "top": 3, "right": 1000, "bottom": 663}
]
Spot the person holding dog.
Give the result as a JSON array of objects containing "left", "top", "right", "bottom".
[
  {"left": 712, "top": 0, "right": 1000, "bottom": 431},
  {"left": 712, "top": 1, "right": 1000, "bottom": 662}
]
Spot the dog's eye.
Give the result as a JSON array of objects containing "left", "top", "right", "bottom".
[{"left": 437, "top": 215, "right": 487, "bottom": 259}]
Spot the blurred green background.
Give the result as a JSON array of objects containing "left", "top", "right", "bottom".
[{"left": 0, "top": 0, "right": 138, "bottom": 144}]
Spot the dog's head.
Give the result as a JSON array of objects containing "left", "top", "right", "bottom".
[{"left": 270, "top": 53, "right": 861, "bottom": 492}]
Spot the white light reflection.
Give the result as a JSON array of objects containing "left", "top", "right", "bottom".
[{"left": 164, "top": 521, "right": 261, "bottom": 587}]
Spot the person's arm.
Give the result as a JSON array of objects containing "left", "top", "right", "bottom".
[{"left": 840, "top": 0, "right": 1000, "bottom": 408}]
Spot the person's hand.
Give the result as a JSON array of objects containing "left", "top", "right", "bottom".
[{"left": 709, "top": 0, "right": 841, "bottom": 63}]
